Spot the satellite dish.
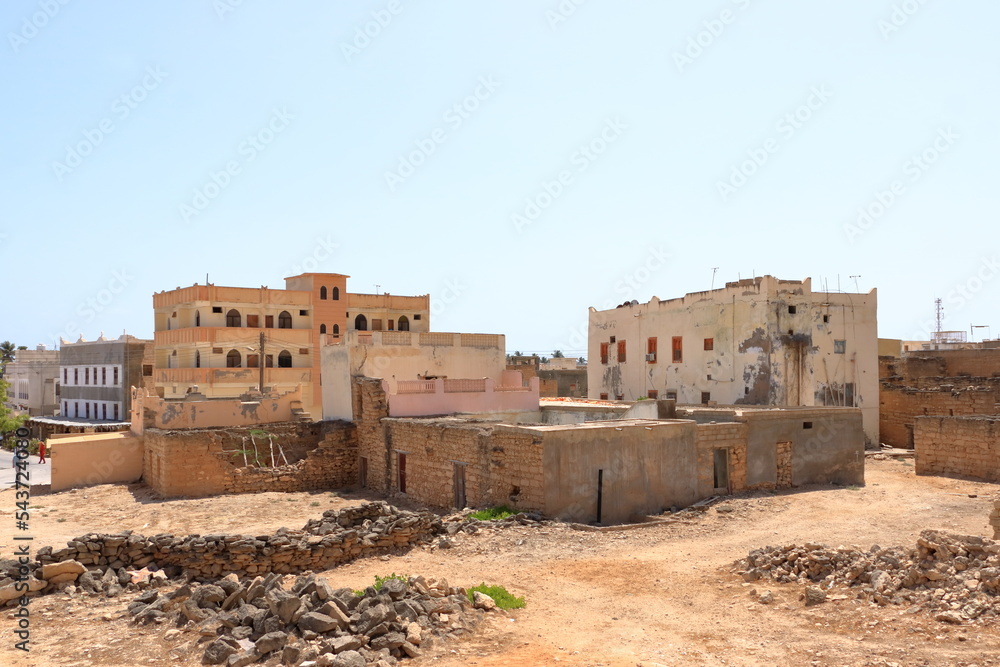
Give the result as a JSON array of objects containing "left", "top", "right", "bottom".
[{"left": 631, "top": 300, "right": 638, "bottom": 306}]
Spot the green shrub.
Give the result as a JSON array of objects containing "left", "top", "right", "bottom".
[
  {"left": 467, "top": 583, "right": 525, "bottom": 610},
  {"left": 355, "top": 573, "right": 409, "bottom": 597},
  {"left": 468, "top": 506, "right": 515, "bottom": 521}
]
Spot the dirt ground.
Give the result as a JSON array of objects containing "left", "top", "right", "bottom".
[{"left": 1, "top": 458, "right": 999, "bottom": 667}]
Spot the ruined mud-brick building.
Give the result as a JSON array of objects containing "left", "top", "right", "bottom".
[
  {"left": 353, "top": 379, "right": 864, "bottom": 524},
  {"left": 588, "top": 276, "right": 878, "bottom": 445},
  {"left": 878, "top": 352, "right": 1000, "bottom": 448}
]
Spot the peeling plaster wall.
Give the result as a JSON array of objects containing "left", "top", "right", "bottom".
[{"left": 588, "top": 276, "right": 878, "bottom": 445}]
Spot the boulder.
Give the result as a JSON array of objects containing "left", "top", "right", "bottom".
[{"left": 41, "top": 560, "right": 86, "bottom": 581}]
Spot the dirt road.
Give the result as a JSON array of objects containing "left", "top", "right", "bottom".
[{"left": 1, "top": 458, "right": 998, "bottom": 666}]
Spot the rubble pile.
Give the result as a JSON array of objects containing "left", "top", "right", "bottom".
[
  {"left": 434, "top": 511, "right": 547, "bottom": 549},
  {"left": 127, "top": 571, "right": 497, "bottom": 667},
  {"left": 736, "top": 529, "right": 1000, "bottom": 623}
]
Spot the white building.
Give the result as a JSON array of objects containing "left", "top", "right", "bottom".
[
  {"left": 588, "top": 276, "right": 879, "bottom": 445},
  {"left": 3, "top": 345, "right": 61, "bottom": 416}
]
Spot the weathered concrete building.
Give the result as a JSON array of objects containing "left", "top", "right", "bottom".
[
  {"left": 152, "top": 273, "right": 429, "bottom": 420},
  {"left": 588, "top": 276, "right": 879, "bottom": 445},
  {"left": 58, "top": 334, "right": 152, "bottom": 422},
  {"left": 3, "top": 345, "right": 60, "bottom": 416}
]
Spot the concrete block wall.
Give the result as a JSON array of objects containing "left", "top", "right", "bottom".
[
  {"left": 915, "top": 416, "right": 1000, "bottom": 482},
  {"left": 880, "top": 386, "right": 996, "bottom": 448}
]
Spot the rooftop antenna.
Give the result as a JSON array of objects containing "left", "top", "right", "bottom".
[
  {"left": 710, "top": 267, "right": 719, "bottom": 290},
  {"left": 850, "top": 275, "right": 861, "bottom": 292},
  {"left": 935, "top": 298, "right": 944, "bottom": 333},
  {"left": 374, "top": 284, "right": 381, "bottom": 295}
]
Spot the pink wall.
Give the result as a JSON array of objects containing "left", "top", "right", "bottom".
[{"left": 384, "top": 376, "right": 540, "bottom": 417}]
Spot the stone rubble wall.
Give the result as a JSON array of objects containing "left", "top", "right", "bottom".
[
  {"left": 880, "top": 385, "right": 997, "bottom": 449},
  {"left": 914, "top": 416, "right": 1000, "bottom": 482},
  {"left": 32, "top": 502, "right": 440, "bottom": 582},
  {"left": 694, "top": 422, "right": 748, "bottom": 497},
  {"left": 143, "top": 421, "right": 357, "bottom": 498}
]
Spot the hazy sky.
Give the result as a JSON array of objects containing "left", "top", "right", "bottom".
[{"left": 2, "top": 0, "right": 997, "bottom": 357}]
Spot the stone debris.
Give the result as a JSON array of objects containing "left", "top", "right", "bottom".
[
  {"left": 736, "top": 529, "right": 1000, "bottom": 623},
  {"left": 124, "top": 572, "right": 496, "bottom": 666}
]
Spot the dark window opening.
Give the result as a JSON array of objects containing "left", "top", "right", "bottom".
[
  {"left": 102, "top": 368, "right": 107, "bottom": 385},
  {"left": 647, "top": 390, "right": 658, "bottom": 399},
  {"left": 278, "top": 350, "right": 292, "bottom": 368},
  {"left": 397, "top": 452, "right": 407, "bottom": 493},
  {"left": 113, "top": 367, "right": 119, "bottom": 385},
  {"left": 704, "top": 338, "right": 714, "bottom": 351},
  {"left": 788, "top": 305, "right": 797, "bottom": 314},
  {"left": 701, "top": 391, "right": 711, "bottom": 404},
  {"left": 278, "top": 311, "right": 292, "bottom": 329},
  {"left": 212, "top": 306, "right": 223, "bottom": 314},
  {"left": 616, "top": 394, "right": 624, "bottom": 401},
  {"left": 320, "top": 286, "right": 328, "bottom": 300},
  {"left": 387, "top": 319, "right": 394, "bottom": 331},
  {"left": 398, "top": 316, "right": 409, "bottom": 331},
  {"left": 333, "top": 324, "right": 340, "bottom": 337},
  {"left": 332, "top": 286, "right": 340, "bottom": 300},
  {"left": 413, "top": 314, "right": 421, "bottom": 320},
  {"left": 195, "top": 310, "right": 201, "bottom": 326},
  {"left": 226, "top": 350, "right": 241, "bottom": 368},
  {"left": 672, "top": 337, "right": 683, "bottom": 363},
  {"left": 713, "top": 448, "right": 729, "bottom": 491},
  {"left": 142, "top": 365, "right": 152, "bottom": 376},
  {"left": 320, "top": 324, "right": 327, "bottom": 334},
  {"left": 600, "top": 392, "right": 609, "bottom": 400},
  {"left": 299, "top": 309, "right": 308, "bottom": 316},
  {"left": 195, "top": 351, "right": 201, "bottom": 368},
  {"left": 647, "top": 337, "right": 657, "bottom": 363},
  {"left": 834, "top": 340, "right": 847, "bottom": 354},
  {"left": 355, "top": 314, "right": 368, "bottom": 331},
  {"left": 609, "top": 336, "right": 616, "bottom": 344},
  {"left": 803, "top": 421, "right": 813, "bottom": 429},
  {"left": 823, "top": 314, "right": 830, "bottom": 323},
  {"left": 226, "top": 309, "right": 241, "bottom": 327}
]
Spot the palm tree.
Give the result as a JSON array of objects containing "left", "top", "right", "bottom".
[{"left": 0, "top": 341, "right": 14, "bottom": 378}]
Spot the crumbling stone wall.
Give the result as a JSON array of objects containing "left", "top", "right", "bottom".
[
  {"left": 695, "top": 422, "right": 748, "bottom": 497},
  {"left": 33, "top": 503, "right": 439, "bottom": 581},
  {"left": 380, "top": 419, "right": 544, "bottom": 511},
  {"left": 915, "top": 416, "right": 1000, "bottom": 482},
  {"left": 143, "top": 421, "right": 357, "bottom": 498},
  {"left": 356, "top": 378, "right": 391, "bottom": 492},
  {"left": 880, "top": 385, "right": 996, "bottom": 448}
]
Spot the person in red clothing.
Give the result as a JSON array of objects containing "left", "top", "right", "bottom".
[{"left": 37, "top": 441, "right": 46, "bottom": 464}]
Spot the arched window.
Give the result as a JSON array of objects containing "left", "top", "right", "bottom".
[
  {"left": 320, "top": 286, "right": 327, "bottom": 300},
  {"left": 278, "top": 311, "right": 292, "bottom": 329},
  {"left": 195, "top": 310, "right": 201, "bottom": 327},
  {"left": 195, "top": 350, "right": 201, "bottom": 368},
  {"left": 355, "top": 314, "right": 368, "bottom": 331},
  {"left": 398, "top": 316, "right": 410, "bottom": 331},
  {"left": 167, "top": 319, "right": 171, "bottom": 330},
  {"left": 333, "top": 324, "right": 340, "bottom": 337},
  {"left": 319, "top": 324, "right": 327, "bottom": 334},
  {"left": 332, "top": 286, "right": 340, "bottom": 300},
  {"left": 226, "top": 309, "right": 241, "bottom": 327},
  {"left": 226, "top": 350, "right": 241, "bottom": 368},
  {"left": 278, "top": 350, "right": 292, "bottom": 368}
]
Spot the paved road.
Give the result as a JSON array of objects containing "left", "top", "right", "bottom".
[{"left": 0, "top": 457, "right": 52, "bottom": 490}]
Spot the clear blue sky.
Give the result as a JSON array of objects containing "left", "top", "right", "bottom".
[{"left": 2, "top": 0, "right": 998, "bottom": 357}]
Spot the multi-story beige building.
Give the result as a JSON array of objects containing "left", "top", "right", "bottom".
[
  {"left": 588, "top": 276, "right": 879, "bottom": 445},
  {"left": 152, "top": 273, "right": 428, "bottom": 419},
  {"left": 3, "top": 345, "right": 61, "bottom": 416}
]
